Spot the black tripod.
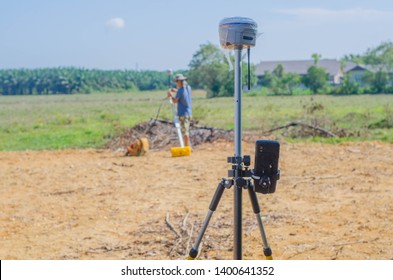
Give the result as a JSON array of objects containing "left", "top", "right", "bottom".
[{"left": 187, "top": 155, "right": 275, "bottom": 260}]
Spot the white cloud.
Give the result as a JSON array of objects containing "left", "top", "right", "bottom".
[
  {"left": 275, "top": 7, "right": 393, "bottom": 21},
  {"left": 106, "top": 17, "right": 125, "bottom": 29}
]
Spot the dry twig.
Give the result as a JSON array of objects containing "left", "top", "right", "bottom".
[
  {"left": 263, "top": 121, "right": 337, "bottom": 138},
  {"left": 165, "top": 212, "right": 181, "bottom": 238},
  {"left": 185, "top": 223, "right": 194, "bottom": 257}
]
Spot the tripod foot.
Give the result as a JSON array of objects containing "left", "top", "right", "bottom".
[
  {"left": 187, "top": 248, "right": 198, "bottom": 260},
  {"left": 264, "top": 247, "right": 273, "bottom": 260}
]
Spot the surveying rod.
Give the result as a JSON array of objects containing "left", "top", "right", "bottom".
[{"left": 233, "top": 47, "right": 243, "bottom": 259}]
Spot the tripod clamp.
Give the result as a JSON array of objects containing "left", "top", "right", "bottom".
[{"left": 227, "top": 155, "right": 252, "bottom": 189}]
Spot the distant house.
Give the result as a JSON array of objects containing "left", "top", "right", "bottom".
[
  {"left": 344, "top": 64, "right": 374, "bottom": 86},
  {"left": 345, "top": 64, "right": 393, "bottom": 87},
  {"left": 255, "top": 59, "right": 358, "bottom": 85}
]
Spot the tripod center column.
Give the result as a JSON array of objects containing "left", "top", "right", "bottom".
[
  {"left": 234, "top": 47, "right": 242, "bottom": 159},
  {"left": 234, "top": 47, "right": 243, "bottom": 260}
]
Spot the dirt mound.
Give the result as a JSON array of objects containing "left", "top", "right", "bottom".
[{"left": 106, "top": 119, "right": 233, "bottom": 151}]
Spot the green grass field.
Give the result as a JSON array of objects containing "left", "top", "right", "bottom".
[{"left": 0, "top": 91, "right": 392, "bottom": 151}]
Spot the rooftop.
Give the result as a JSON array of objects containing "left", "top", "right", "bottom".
[{"left": 255, "top": 59, "right": 357, "bottom": 76}]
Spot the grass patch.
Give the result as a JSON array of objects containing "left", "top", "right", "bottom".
[{"left": 0, "top": 92, "right": 392, "bottom": 151}]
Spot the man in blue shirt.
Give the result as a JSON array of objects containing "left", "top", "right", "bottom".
[{"left": 167, "top": 74, "right": 192, "bottom": 147}]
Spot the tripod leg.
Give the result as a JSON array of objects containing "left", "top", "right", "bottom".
[
  {"left": 247, "top": 186, "right": 273, "bottom": 260},
  {"left": 187, "top": 179, "right": 229, "bottom": 260}
]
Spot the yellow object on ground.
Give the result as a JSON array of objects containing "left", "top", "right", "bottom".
[
  {"left": 125, "top": 137, "right": 149, "bottom": 156},
  {"left": 171, "top": 146, "right": 191, "bottom": 157}
]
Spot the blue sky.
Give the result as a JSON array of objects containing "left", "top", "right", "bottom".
[{"left": 1, "top": 0, "right": 393, "bottom": 71}]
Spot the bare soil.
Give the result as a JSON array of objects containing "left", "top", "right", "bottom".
[{"left": 1, "top": 140, "right": 393, "bottom": 260}]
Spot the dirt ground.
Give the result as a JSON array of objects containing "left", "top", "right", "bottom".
[{"left": 1, "top": 140, "right": 392, "bottom": 260}]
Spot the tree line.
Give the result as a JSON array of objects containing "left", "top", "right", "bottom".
[
  {"left": 0, "top": 68, "right": 175, "bottom": 95},
  {"left": 1, "top": 41, "right": 393, "bottom": 96},
  {"left": 0, "top": 42, "right": 257, "bottom": 97}
]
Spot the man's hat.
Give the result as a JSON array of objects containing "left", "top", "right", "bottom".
[{"left": 175, "top": 74, "right": 187, "bottom": 81}]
